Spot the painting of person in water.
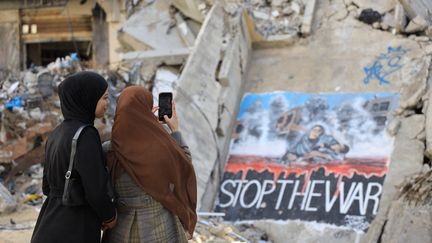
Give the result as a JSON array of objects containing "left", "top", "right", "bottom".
[{"left": 280, "top": 125, "right": 350, "bottom": 164}]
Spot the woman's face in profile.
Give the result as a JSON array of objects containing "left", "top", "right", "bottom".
[{"left": 95, "top": 90, "right": 109, "bottom": 118}]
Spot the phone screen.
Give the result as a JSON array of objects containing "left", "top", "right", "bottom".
[{"left": 158, "top": 92, "right": 172, "bottom": 121}]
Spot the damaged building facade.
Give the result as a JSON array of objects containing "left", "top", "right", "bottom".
[{"left": 2, "top": 0, "right": 432, "bottom": 242}]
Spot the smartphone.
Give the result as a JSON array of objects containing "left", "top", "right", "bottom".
[{"left": 158, "top": 92, "right": 172, "bottom": 121}]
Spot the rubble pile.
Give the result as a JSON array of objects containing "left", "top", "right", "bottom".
[
  {"left": 192, "top": 217, "right": 269, "bottom": 243},
  {"left": 0, "top": 54, "right": 138, "bottom": 215},
  {"left": 342, "top": 0, "right": 432, "bottom": 39},
  {"left": 247, "top": 0, "right": 304, "bottom": 37},
  {"left": 0, "top": 56, "right": 73, "bottom": 214},
  {"left": 222, "top": 0, "right": 305, "bottom": 38},
  {"left": 398, "top": 168, "right": 432, "bottom": 205}
]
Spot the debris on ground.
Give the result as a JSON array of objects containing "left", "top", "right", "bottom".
[{"left": 192, "top": 216, "right": 270, "bottom": 243}]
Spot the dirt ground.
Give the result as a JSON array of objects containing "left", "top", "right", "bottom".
[{"left": 0, "top": 205, "right": 39, "bottom": 243}]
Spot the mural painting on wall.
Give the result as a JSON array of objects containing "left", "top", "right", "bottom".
[{"left": 215, "top": 92, "right": 399, "bottom": 231}]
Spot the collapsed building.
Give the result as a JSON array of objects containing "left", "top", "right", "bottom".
[{"left": 1, "top": 0, "right": 432, "bottom": 242}]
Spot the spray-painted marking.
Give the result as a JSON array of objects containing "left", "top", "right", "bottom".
[{"left": 363, "top": 46, "right": 409, "bottom": 85}]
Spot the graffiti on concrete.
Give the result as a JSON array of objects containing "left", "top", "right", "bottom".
[
  {"left": 216, "top": 92, "right": 399, "bottom": 231},
  {"left": 363, "top": 46, "right": 409, "bottom": 85}
]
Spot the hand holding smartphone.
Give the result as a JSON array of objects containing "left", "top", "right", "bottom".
[
  {"left": 157, "top": 92, "right": 179, "bottom": 132},
  {"left": 158, "top": 92, "right": 172, "bottom": 122}
]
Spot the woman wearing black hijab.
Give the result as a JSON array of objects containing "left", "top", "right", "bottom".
[{"left": 31, "top": 71, "right": 117, "bottom": 243}]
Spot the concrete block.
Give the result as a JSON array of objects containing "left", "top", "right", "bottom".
[
  {"left": 119, "top": 0, "right": 186, "bottom": 51},
  {"left": 382, "top": 13, "right": 396, "bottom": 28},
  {"left": 0, "top": 16, "right": 19, "bottom": 73},
  {"left": 253, "top": 34, "right": 299, "bottom": 49},
  {"left": 0, "top": 182, "right": 16, "bottom": 214},
  {"left": 400, "top": 115, "right": 425, "bottom": 140},
  {"left": 399, "top": 0, "right": 432, "bottom": 25},
  {"left": 175, "top": 13, "right": 196, "bottom": 47},
  {"left": 382, "top": 201, "right": 432, "bottom": 243},
  {"left": 405, "top": 16, "right": 428, "bottom": 33},
  {"left": 120, "top": 48, "right": 191, "bottom": 66},
  {"left": 243, "top": 12, "right": 265, "bottom": 42},
  {"left": 400, "top": 56, "right": 430, "bottom": 110},
  {"left": 152, "top": 67, "right": 180, "bottom": 103},
  {"left": 301, "top": 0, "right": 318, "bottom": 36},
  {"left": 219, "top": 35, "right": 240, "bottom": 87},
  {"left": 387, "top": 118, "right": 401, "bottom": 136},
  {"left": 172, "top": 0, "right": 205, "bottom": 23},
  {"left": 394, "top": 2, "right": 407, "bottom": 34},
  {"left": 425, "top": 79, "right": 432, "bottom": 158},
  {"left": 253, "top": 10, "right": 271, "bottom": 20},
  {"left": 239, "top": 12, "right": 252, "bottom": 73}
]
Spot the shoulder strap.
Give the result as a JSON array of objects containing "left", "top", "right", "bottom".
[{"left": 65, "top": 125, "right": 92, "bottom": 179}]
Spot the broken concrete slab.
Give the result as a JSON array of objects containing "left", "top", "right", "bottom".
[
  {"left": 399, "top": 0, "right": 432, "bottom": 25},
  {"left": 381, "top": 200, "right": 432, "bottom": 243},
  {"left": 415, "top": 36, "right": 430, "bottom": 42},
  {"left": 382, "top": 13, "right": 396, "bottom": 28},
  {"left": 401, "top": 115, "right": 425, "bottom": 139},
  {"left": 239, "top": 12, "right": 253, "bottom": 74},
  {"left": 174, "top": 4, "right": 225, "bottom": 208},
  {"left": 185, "top": 19, "right": 202, "bottom": 37},
  {"left": 253, "top": 220, "right": 362, "bottom": 243},
  {"left": 353, "top": 0, "right": 397, "bottom": 14},
  {"left": 399, "top": 56, "right": 430, "bottom": 110},
  {"left": 426, "top": 26, "right": 432, "bottom": 38},
  {"left": 425, "top": 75, "right": 432, "bottom": 158},
  {"left": 394, "top": 2, "right": 407, "bottom": 34},
  {"left": 405, "top": 15, "right": 428, "bottom": 33},
  {"left": 0, "top": 182, "right": 16, "bottom": 214},
  {"left": 172, "top": 0, "right": 205, "bottom": 23},
  {"left": 0, "top": 10, "right": 19, "bottom": 73},
  {"left": 364, "top": 115, "right": 425, "bottom": 243},
  {"left": 244, "top": 12, "right": 266, "bottom": 43},
  {"left": 218, "top": 35, "right": 245, "bottom": 123},
  {"left": 387, "top": 118, "right": 401, "bottom": 136},
  {"left": 119, "top": 0, "right": 187, "bottom": 51},
  {"left": 301, "top": 0, "right": 317, "bottom": 36},
  {"left": 175, "top": 13, "right": 196, "bottom": 47},
  {"left": 425, "top": 44, "right": 432, "bottom": 56},
  {"left": 253, "top": 10, "right": 270, "bottom": 21},
  {"left": 151, "top": 67, "right": 180, "bottom": 104},
  {"left": 271, "top": 0, "right": 286, "bottom": 8},
  {"left": 120, "top": 48, "right": 191, "bottom": 66},
  {"left": 219, "top": 35, "right": 240, "bottom": 87},
  {"left": 252, "top": 34, "right": 299, "bottom": 49}
]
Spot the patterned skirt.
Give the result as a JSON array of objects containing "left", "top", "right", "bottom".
[{"left": 102, "top": 173, "right": 188, "bottom": 243}]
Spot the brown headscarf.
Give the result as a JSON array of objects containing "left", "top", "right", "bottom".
[{"left": 109, "top": 86, "right": 197, "bottom": 235}]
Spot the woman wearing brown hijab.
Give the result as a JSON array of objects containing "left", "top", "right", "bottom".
[{"left": 103, "top": 86, "right": 197, "bottom": 242}]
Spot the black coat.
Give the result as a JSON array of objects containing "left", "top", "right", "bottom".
[{"left": 31, "top": 120, "right": 116, "bottom": 243}]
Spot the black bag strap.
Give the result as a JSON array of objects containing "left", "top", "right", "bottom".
[{"left": 65, "top": 125, "right": 92, "bottom": 181}]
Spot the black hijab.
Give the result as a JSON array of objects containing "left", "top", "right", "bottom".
[{"left": 58, "top": 71, "right": 107, "bottom": 124}]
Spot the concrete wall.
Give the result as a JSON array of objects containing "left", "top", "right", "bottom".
[
  {"left": 0, "top": 10, "right": 20, "bottom": 73},
  {"left": 174, "top": 4, "right": 252, "bottom": 210},
  {"left": 232, "top": 9, "right": 431, "bottom": 243}
]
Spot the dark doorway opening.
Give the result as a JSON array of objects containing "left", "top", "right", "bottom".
[{"left": 26, "top": 41, "right": 91, "bottom": 67}]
